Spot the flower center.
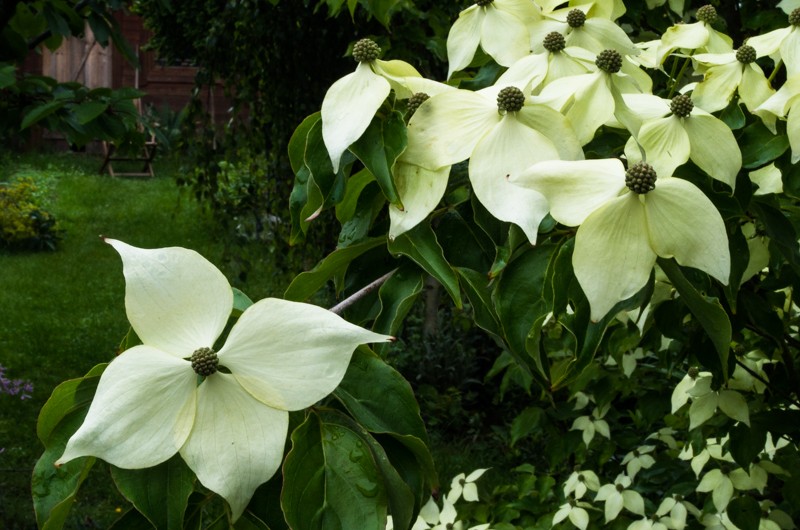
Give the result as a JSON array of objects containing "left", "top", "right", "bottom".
[
  {"left": 790, "top": 8, "right": 800, "bottom": 26},
  {"left": 595, "top": 49, "right": 622, "bottom": 74},
  {"left": 497, "top": 86, "right": 525, "bottom": 113},
  {"left": 615, "top": 483, "right": 625, "bottom": 492},
  {"left": 406, "top": 92, "right": 430, "bottom": 119},
  {"left": 352, "top": 38, "right": 380, "bottom": 63},
  {"left": 696, "top": 5, "right": 717, "bottom": 24},
  {"left": 736, "top": 45, "right": 756, "bottom": 64},
  {"left": 543, "top": 32, "right": 566, "bottom": 53},
  {"left": 567, "top": 9, "right": 586, "bottom": 28},
  {"left": 688, "top": 366, "right": 699, "bottom": 378},
  {"left": 190, "top": 347, "right": 219, "bottom": 376},
  {"left": 670, "top": 94, "right": 694, "bottom": 118},
  {"left": 476, "top": 0, "right": 493, "bottom": 6},
  {"left": 625, "top": 162, "right": 657, "bottom": 194}
]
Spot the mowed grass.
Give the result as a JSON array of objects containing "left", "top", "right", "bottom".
[{"left": 0, "top": 152, "right": 286, "bottom": 528}]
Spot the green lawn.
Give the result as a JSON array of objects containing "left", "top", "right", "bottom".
[{"left": 0, "top": 152, "right": 287, "bottom": 528}]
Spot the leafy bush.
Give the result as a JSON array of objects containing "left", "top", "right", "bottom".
[{"left": 0, "top": 177, "right": 61, "bottom": 251}]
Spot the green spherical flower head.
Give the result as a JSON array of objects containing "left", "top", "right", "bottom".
[
  {"left": 790, "top": 8, "right": 800, "bottom": 26},
  {"left": 687, "top": 366, "right": 699, "bottom": 379},
  {"left": 497, "top": 86, "right": 525, "bottom": 112},
  {"left": 543, "top": 32, "right": 566, "bottom": 52},
  {"left": 190, "top": 347, "right": 219, "bottom": 376},
  {"left": 736, "top": 45, "right": 756, "bottom": 64},
  {"left": 567, "top": 9, "right": 586, "bottom": 28},
  {"left": 625, "top": 162, "right": 657, "bottom": 194},
  {"left": 595, "top": 49, "right": 622, "bottom": 73},
  {"left": 476, "top": 0, "right": 494, "bottom": 6},
  {"left": 352, "top": 38, "right": 380, "bottom": 63},
  {"left": 615, "top": 483, "right": 625, "bottom": 492},
  {"left": 406, "top": 92, "right": 430, "bottom": 118},
  {"left": 696, "top": 5, "right": 717, "bottom": 24},
  {"left": 670, "top": 94, "right": 694, "bottom": 118}
]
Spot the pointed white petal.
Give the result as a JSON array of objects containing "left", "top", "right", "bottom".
[
  {"left": 469, "top": 116, "right": 555, "bottom": 243},
  {"left": 405, "top": 90, "right": 498, "bottom": 169},
  {"left": 691, "top": 62, "right": 741, "bottom": 113},
  {"left": 480, "top": 7, "right": 531, "bottom": 67},
  {"left": 512, "top": 159, "right": 624, "bottom": 226},
  {"left": 570, "top": 507, "right": 590, "bottom": 530},
  {"left": 622, "top": 93, "right": 671, "bottom": 122},
  {"left": 57, "top": 346, "right": 196, "bottom": 468},
  {"left": 637, "top": 116, "right": 690, "bottom": 179},
  {"left": 746, "top": 27, "right": 790, "bottom": 57},
  {"left": 447, "top": 7, "right": 483, "bottom": 78},
  {"left": 180, "top": 373, "right": 288, "bottom": 521},
  {"left": 515, "top": 104, "right": 585, "bottom": 160},
  {"left": 389, "top": 162, "right": 450, "bottom": 240},
  {"left": 465, "top": 468, "right": 489, "bottom": 482},
  {"left": 605, "top": 491, "right": 624, "bottom": 521},
  {"left": 462, "top": 482, "right": 480, "bottom": 502},
  {"left": 750, "top": 163, "right": 783, "bottom": 195},
  {"left": 562, "top": 72, "right": 615, "bottom": 145},
  {"left": 495, "top": 53, "right": 549, "bottom": 94},
  {"left": 577, "top": 18, "right": 638, "bottom": 56},
  {"left": 645, "top": 177, "right": 730, "bottom": 284},
  {"left": 738, "top": 64, "right": 775, "bottom": 112},
  {"left": 789, "top": 100, "right": 800, "bottom": 164},
  {"left": 372, "top": 59, "right": 422, "bottom": 99},
  {"left": 219, "top": 298, "right": 391, "bottom": 411},
  {"left": 683, "top": 111, "right": 741, "bottom": 189},
  {"left": 573, "top": 194, "right": 657, "bottom": 321},
  {"left": 106, "top": 239, "right": 232, "bottom": 358},
  {"left": 623, "top": 490, "right": 646, "bottom": 516},
  {"left": 780, "top": 28, "right": 800, "bottom": 77},
  {"left": 321, "top": 63, "right": 391, "bottom": 173}
]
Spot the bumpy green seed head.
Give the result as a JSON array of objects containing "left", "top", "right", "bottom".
[
  {"left": 625, "top": 162, "right": 657, "bottom": 194},
  {"left": 567, "top": 9, "right": 586, "bottom": 28},
  {"left": 190, "top": 347, "right": 219, "bottom": 376},
  {"left": 790, "top": 8, "right": 800, "bottom": 26},
  {"left": 670, "top": 94, "right": 694, "bottom": 117},
  {"left": 688, "top": 366, "right": 699, "bottom": 379},
  {"left": 736, "top": 45, "right": 756, "bottom": 64},
  {"left": 696, "top": 5, "right": 717, "bottom": 24},
  {"left": 476, "top": 0, "right": 494, "bottom": 6},
  {"left": 543, "top": 32, "right": 566, "bottom": 52},
  {"left": 615, "top": 483, "right": 626, "bottom": 492},
  {"left": 406, "top": 92, "right": 430, "bottom": 118},
  {"left": 497, "top": 86, "right": 525, "bottom": 112},
  {"left": 352, "top": 38, "right": 380, "bottom": 63},
  {"left": 595, "top": 49, "right": 622, "bottom": 73}
]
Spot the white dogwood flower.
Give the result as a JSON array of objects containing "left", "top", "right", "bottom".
[
  {"left": 321, "top": 38, "right": 421, "bottom": 172},
  {"left": 512, "top": 159, "right": 730, "bottom": 321},
  {"left": 595, "top": 474, "right": 646, "bottom": 522},
  {"left": 56, "top": 239, "right": 390, "bottom": 520}
]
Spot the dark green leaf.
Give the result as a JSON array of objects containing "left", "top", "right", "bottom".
[
  {"left": 388, "top": 223, "right": 461, "bottom": 308},
  {"left": 284, "top": 236, "right": 386, "bottom": 301},
  {"left": 740, "top": 121, "right": 789, "bottom": 168},
  {"left": 729, "top": 422, "right": 767, "bottom": 468},
  {"left": 21, "top": 100, "right": 65, "bottom": 129},
  {"left": 73, "top": 101, "right": 108, "bottom": 124},
  {"left": 727, "top": 496, "right": 761, "bottom": 530},
  {"left": 349, "top": 111, "right": 407, "bottom": 207},
  {"left": 111, "top": 455, "right": 196, "bottom": 530},
  {"left": 659, "top": 258, "right": 732, "bottom": 378},
  {"left": 373, "top": 264, "right": 424, "bottom": 341}
]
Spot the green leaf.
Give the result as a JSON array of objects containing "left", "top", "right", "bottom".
[
  {"left": 73, "top": 101, "right": 108, "bottom": 124},
  {"left": 284, "top": 236, "right": 386, "bottom": 301},
  {"left": 456, "top": 267, "right": 502, "bottom": 337},
  {"left": 659, "top": 258, "right": 732, "bottom": 378},
  {"left": 349, "top": 111, "right": 407, "bottom": 207},
  {"left": 388, "top": 223, "right": 461, "bottom": 308},
  {"left": 108, "top": 509, "right": 156, "bottom": 529},
  {"left": 740, "top": 121, "right": 789, "bottom": 168},
  {"left": 282, "top": 412, "right": 389, "bottom": 530},
  {"left": 727, "top": 496, "right": 761, "bottom": 530},
  {"left": 21, "top": 100, "right": 65, "bottom": 130},
  {"left": 110, "top": 455, "right": 196, "bottom": 530},
  {"left": 510, "top": 407, "right": 545, "bottom": 446},
  {"left": 0, "top": 64, "right": 15, "bottom": 89},
  {"left": 719, "top": 101, "right": 746, "bottom": 130},
  {"left": 336, "top": 168, "right": 377, "bottom": 225},
  {"left": 729, "top": 422, "right": 767, "bottom": 468},
  {"left": 232, "top": 287, "right": 254, "bottom": 316},
  {"left": 33, "top": 366, "right": 105, "bottom": 530},
  {"left": 373, "top": 264, "right": 424, "bottom": 342}
]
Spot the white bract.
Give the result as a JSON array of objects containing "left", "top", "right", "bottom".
[
  {"left": 622, "top": 93, "right": 742, "bottom": 189},
  {"left": 512, "top": 159, "right": 730, "bottom": 321},
  {"left": 56, "top": 239, "right": 390, "bottom": 520},
  {"left": 321, "top": 41, "right": 421, "bottom": 172},
  {"left": 400, "top": 82, "right": 582, "bottom": 243},
  {"left": 691, "top": 47, "right": 774, "bottom": 113},
  {"left": 755, "top": 74, "right": 800, "bottom": 164},
  {"left": 552, "top": 500, "right": 591, "bottom": 530},
  {"left": 447, "top": 468, "right": 489, "bottom": 503}
]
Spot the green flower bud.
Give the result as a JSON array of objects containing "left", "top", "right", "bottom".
[
  {"left": 595, "top": 49, "right": 622, "bottom": 74},
  {"left": 696, "top": 5, "right": 717, "bottom": 24},
  {"left": 625, "top": 162, "right": 657, "bottom": 194},
  {"left": 670, "top": 94, "right": 694, "bottom": 118},
  {"left": 543, "top": 31, "right": 566, "bottom": 52},
  {"left": 567, "top": 9, "right": 586, "bottom": 28},
  {"left": 190, "top": 347, "right": 219, "bottom": 376},
  {"left": 790, "top": 8, "right": 800, "bottom": 26},
  {"left": 352, "top": 38, "right": 380, "bottom": 63},
  {"left": 497, "top": 86, "right": 525, "bottom": 113},
  {"left": 736, "top": 45, "right": 756, "bottom": 64},
  {"left": 406, "top": 92, "right": 430, "bottom": 119}
]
